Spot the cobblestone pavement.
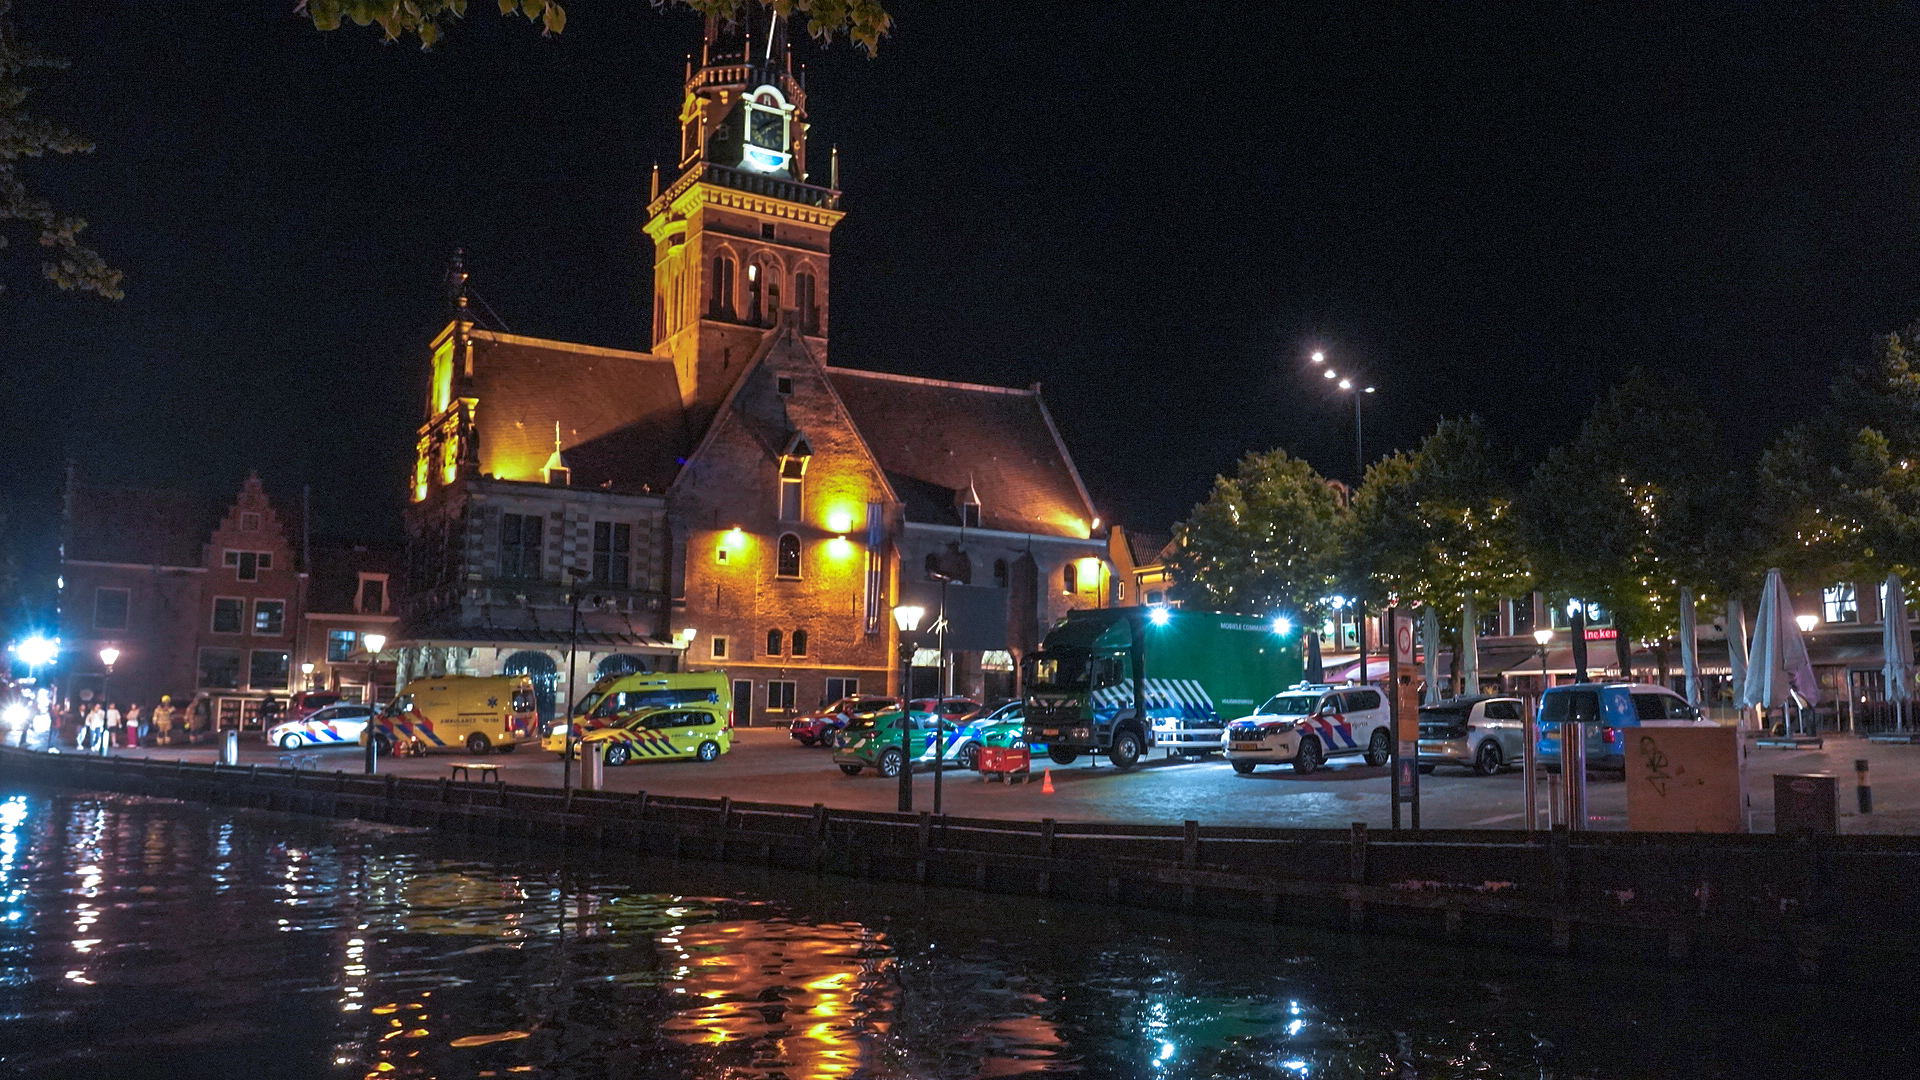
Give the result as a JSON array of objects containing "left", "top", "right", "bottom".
[{"left": 71, "top": 728, "right": 1920, "bottom": 833}]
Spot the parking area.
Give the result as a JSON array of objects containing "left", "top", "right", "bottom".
[{"left": 80, "top": 728, "right": 1920, "bottom": 833}]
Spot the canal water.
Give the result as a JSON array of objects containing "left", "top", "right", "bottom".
[{"left": 0, "top": 788, "right": 1900, "bottom": 1079}]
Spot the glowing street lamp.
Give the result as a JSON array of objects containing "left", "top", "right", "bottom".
[
  {"left": 360, "top": 633, "right": 388, "bottom": 775},
  {"left": 97, "top": 646, "right": 120, "bottom": 670},
  {"left": 891, "top": 604, "right": 925, "bottom": 813},
  {"left": 1795, "top": 614, "right": 1819, "bottom": 634},
  {"left": 1307, "top": 349, "right": 1376, "bottom": 481}
]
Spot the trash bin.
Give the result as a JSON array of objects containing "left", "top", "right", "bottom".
[
  {"left": 584, "top": 741, "right": 605, "bottom": 791},
  {"left": 1774, "top": 773, "right": 1836, "bottom": 835},
  {"left": 221, "top": 730, "right": 239, "bottom": 767}
]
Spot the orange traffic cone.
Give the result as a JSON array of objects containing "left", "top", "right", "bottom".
[{"left": 1041, "top": 768, "right": 1054, "bottom": 794}]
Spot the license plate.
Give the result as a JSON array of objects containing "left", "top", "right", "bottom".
[
  {"left": 1041, "top": 729, "right": 1058, "bottom": 737},
  {"left": 1230, "top": 741, "right": 1263, "bottom": 751},
  {"left": 1542, "top": 732, "right": 1560, "bottom": 743}
]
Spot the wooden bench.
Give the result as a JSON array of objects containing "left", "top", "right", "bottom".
[{"left": 448, "top": 762, "right": 502, "bottom": 784}]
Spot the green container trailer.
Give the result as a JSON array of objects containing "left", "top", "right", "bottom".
[{"left": 1022, "top": 607, "right": 1305, "bottom": 770}]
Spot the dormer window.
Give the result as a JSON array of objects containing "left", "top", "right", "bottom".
[{"left": 957, "top": 479, "right": 982, "bottom": 529}]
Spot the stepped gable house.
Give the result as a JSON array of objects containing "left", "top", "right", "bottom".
[{"left": 399, "top": 10, "right": 1113, "bottom": 725}]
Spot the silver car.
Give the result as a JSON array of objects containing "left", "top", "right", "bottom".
[{"left": 1415, "top": 695, "right": 1528, "bottom": 776}]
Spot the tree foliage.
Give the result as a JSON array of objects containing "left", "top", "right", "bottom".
[
  {"left": 1167, "top": 449, "right": 1349, "bottom": 618},
  {"left": 1520, "top": 369, "right": 1724, "bottom": 640},
  {"left": 1759, "top": 326, "right": 1920, "bottom": 582},
  {"left": 299, "top": 0, "right": 893, "bottom": 54},
  {"left": 1350, "top": 415, "right": 1529, "bottom": 617},
  {"left": 0, "top": 0, "right": 121, "bottom": 299}
]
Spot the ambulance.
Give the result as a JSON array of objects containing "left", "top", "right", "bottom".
[
  {"left": 576, "top": 702, "right": 733, "bottom": 765},
  {"left": 365, "top": 674, "right": 539, "bottom": 756},
  {"left": 542, "top": 670, "right": 732, "bottom": 755}
]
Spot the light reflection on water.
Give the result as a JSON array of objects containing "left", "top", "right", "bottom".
[{"left": 0, "top": 789, "right": 1903, "bottom": 1078}]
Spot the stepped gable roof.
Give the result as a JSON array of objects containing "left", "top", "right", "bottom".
[
  {"left": 826, "top": 368, "right": 1098, "bottom": 537},
  {"left": 64, "top": 483, "right": 223, "bottom": 567},
  {"left": 307, "top": 545, "right": 401, "bottom": 614},
  {"left": 467, "top": 331, "right": 689, "bottom": 493}
]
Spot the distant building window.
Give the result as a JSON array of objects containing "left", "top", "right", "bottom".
[
  {"left": 501, "top": 513, "right": 543, "bottom": 579},
  {"left": 777, "top": 533, "right": 801, "bottom": 578},
  {"left": 993, "top": 559, "right": 1008, "bottom": 588},
  {"left": 1146, "top": 589, "right": 1165, "bottom": 605},
  {"left": 825, "top": 676, "right": 856, "bottom": 701},
  {"left": 359, "top": 576, "right": 386, "bottom": 614},
  {"left": 240, "top": 512, "right": 260, "bottom": 532},
  {"left": 716, "top": 546, "right": 730, "bottom": 565},
  {"left": 795, "top": 272, "right": 818, "bottom": 334},
  {"left": 711, "top": 635, "right": 729, "bottom": 660},
  {"left": 960, "top": 503, "right": 981, "bottom": 528},
  {"left": 776, "top": 376, "right": 794, "bottom": 396},
  {"left": 1063, "top": 561, "right": 1078, "bottom": 594},
  {"left": 761, "top": 222, "right": 776, "bottom": 240},
  {"left": 593, "top": 522, "right": 631, "bottom": 588},
  {"left": 93, "top": 587, "right": 129, "bottom": 631},
  {"left": 778, "top": 451, "right": 806, "bottom": 521},
  {"left": 1823, "top": 583, "right": 1858, "bottom": 624},
  {"left": 767, "top": 629, "right": 783, "bottom": 656},
  {"left": 1478, "top": 610, "right": 1500, "bottom": 637},
  {"left": 327, "top": 629, "right": 358, "bottom": 663},
  {"left": 710, "top": 255, "right": 735, "bottom": 318},
  {"left": 1110, "top": 576, "right": 1122, "bottom": 604},
  {"left": 223, "top": 550, "right": 271, "bottom": 581},
  {"left": 1510, "top": 596, "right": 1536, "bottom": 637},
  {"left": 791, "top": 628, "right": 808, "bottom": 657},
  {"left": 253, "top": 600, "right": 286, "bottom": 636},
  {"left": 249, "top": 650, "right": 290, "bottom": 691},
  {"left": 212, "top": 597, "right": 245, "bottom": 635},
  {"left": 767, "top": 680, "right": 796, "bottom": 712},
  {"left": 746, "top": 262, "right": 763, "bottom": 323},
  {"left": 198, "top": 647, "right": 242, "bottom": 690}
]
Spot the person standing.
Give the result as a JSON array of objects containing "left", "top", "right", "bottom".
[
  {"left": 125, "top": 703, "right": 143, "bottom": 748},
  {"left": 152, "top": 696, "right": 176, "bottom": 746},
  {"left": 104, "top": 702, "right": 121, "bottom": 753},
  {"left": 83, "top": 703, "right": 106, "bottom": 752}
]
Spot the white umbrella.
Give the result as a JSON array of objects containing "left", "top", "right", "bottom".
[
  {"left": 1422, "top": 606, "right": 1442, "bottom": 705},
  {"left": 1726, "top": 597, "right": 1750, "bottom": 719},
  {"left": 1740, "top": 567, "right": 1820, "bottom": 714},
  {"left": 1460, "top": 598, "right": 1480, "bottom": 697},
  {"left": 1883, "top": 573, "right": 1914, "bottom": 731},
  {"left": 1679, "top": 587, "right": 1701, "bottom": 709}
]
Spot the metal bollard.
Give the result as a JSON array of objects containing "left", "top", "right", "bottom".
[
  {"left": 1523, "top": 716, "right": 1539, "bottom": 834},
  {"left": 584, "top": 741, "right": 605, "bottom": 791},
  {"left": 1566, "top": 724, "right": 1588, "bottom": 831},
  {"left": 221, "top": 730, "right": 239, "bottom": 766},
  {"left": 1856, "top": 759, "right": 1873, "bottom": 815},
  {"left": 364, "top": 732, "right": 378, "bottom": 776}
]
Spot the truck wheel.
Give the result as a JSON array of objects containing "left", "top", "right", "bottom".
[
  {"left": 1110, "top": 729, "right": 1143, "bottom": 771},
  {"left": 1232, "top": 761, "right": 1256, "bottom": 775},
  {"left": 1292, "top": 735, "right": 1323, "bottom": 774},
  {"left": 839, "top": 763, "right": 862, "bottom": 776},
  {"left": 465, "top": 733, "right": 491, "bottom": 754},
  {"left": 1048, "top": 747, "right": 1079, "bottom": 765},
  {"left": 1364, "top": 727, "right": 1391, "bottom": 766},
  {"left": 877, "top": 747, "right": 905, "bottom": 778}
]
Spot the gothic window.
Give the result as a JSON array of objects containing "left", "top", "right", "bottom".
[
  {"left": 746, "top": 263, "right": 762, "bottom": 323},
  {"left": 710, "top": 255, "right": 736, "bottom": 318},
  {"left": 993, "top": 559, "right": 1008, "bottom": 588},
  {"left": 777, "top": 533, "right": 801, "bottom": 578},
  {"left": 654, "top": 293, "right": 665, "bottom": 344},
  {"left": 791, "top": 629, "right": 808, "bottom": 657},
  {"left": 795, "top": 271, "right": 818, "bottom": 333},
  {"left": 778, "top": 444, "right": 808, "bottom": 522},
  {"left": 767, "top": 280, "right": 781, "bottom": 324},
  {"left": 767, "top": 629, "right": 783, "bottom": 656},
  {"left": 1063, "top": 561, "right": 1078, "bottom": 594}
]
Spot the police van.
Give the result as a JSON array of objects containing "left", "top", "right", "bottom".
[
  {"left": 367, "top": 674, "right": 538, "bottom": 756},
  {"left": 543, "top": 670, "right": 732, "bottom": 754},
  {"left": 1223, "top": 683, "right": 1393, "bottom": 774}
]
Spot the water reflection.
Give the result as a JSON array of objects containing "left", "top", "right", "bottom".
[{"left": 0, "top": 788, "right": 1906, "bottom": 1078}]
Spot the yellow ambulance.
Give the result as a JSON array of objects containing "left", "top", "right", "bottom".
[
  {"left": 366, "top": 674, "right": 539, "bottom": 756},
  {"left": 542, "top": 670, "right": 732, "bottom": 754}
]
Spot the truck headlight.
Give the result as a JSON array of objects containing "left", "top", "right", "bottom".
[{"left": 1072, "top": 727, "right": 1090, "bottom": 739}]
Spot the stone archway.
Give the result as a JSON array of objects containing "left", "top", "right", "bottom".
[{"left": 502, "top": 651, "right": 560, "bottom": 725}]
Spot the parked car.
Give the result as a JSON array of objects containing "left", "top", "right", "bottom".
[
  {"left": 576, "top": 704, "right": 732, "bottom": 765},
  {"left": 789, "top": 695, "right": 901, "bottom": 747},
  {"left": 831, "top": 707, "right": 940, "bottom": 777},
  {"left": 268, "top": 703, "right": 373, "bottom": 750},
  {"left": 1224, "top": 683, "right": 1392, "bottom": 774},
  {"left": 1535, "top": 682, "right": 1714, "bottom": 773},
  {"left": 917, "top": 701, "right": 1025, "bottom": 770},
  {"left": 1416, "top": 696, "right": 1529, "bottom": 776}
]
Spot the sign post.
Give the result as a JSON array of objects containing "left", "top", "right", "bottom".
[{"left": 1389, "top": 607, "right": 1420, "bottom": 829}]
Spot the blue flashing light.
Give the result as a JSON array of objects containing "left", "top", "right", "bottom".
[
  {"left": 1273, "top": 616, "right": 1293, "bottom": 635},
  {"left": 1148, "top": 607, "right": 1171, "bottom": 627}
]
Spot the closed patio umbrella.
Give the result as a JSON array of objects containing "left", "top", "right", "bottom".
[
  {"left": 1422, "top": 606, "right": 1442, "bottom": 705},
  {"left": 1679, "top": 587, "right": 1701, "bottom": 709},
  {"left": 1884, "top": 573, "right": 1913, "bottom": 732},
  {"left": 1740, "top": 568, "right": 1820, "bottom": 730},
  {"left": 1726, "top": 597, "right": 1750, "bottom": 723},
  {"left": 1460, "top": 598, "right": 1479, "bottom": 697}
]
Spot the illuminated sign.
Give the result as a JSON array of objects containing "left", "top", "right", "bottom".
[{"left": 1583, "top": 627, "right": 1618, "bottom": 641}]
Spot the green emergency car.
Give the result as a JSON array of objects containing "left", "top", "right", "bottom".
[{"left": 831, "top": 708, "right": 940, "bottom": 777}]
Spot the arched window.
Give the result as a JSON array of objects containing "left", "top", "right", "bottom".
[
  {"left": 1063, "top": 561, "right": 1078, "bottom": 594},
  {"left": 993, "top": 559, "right": 1008, "bottom": 588},
  {"left": 791, "top": 629, "right": 808, "bottom": 657},
  {"left": 710, "top": 255, "right": 736, "bottom": 318},
  {"left": 767, "top": 629, "right": 783, "bottom": 656},
  {"left": 746, "top": 263, "right": 763, "bottom": 323},
  {"left": 653, "top": 293, "right": 665, "bottom": 345},
  {"left": 767, "top": 279, "right": 781, "bottom": 325},
  {"left": 795, "top": 271, "right": 818, "bottom": 333},
  {"left": 502, "top": 651, "right": 559, "bottom": 725},
  {"left": 595, "top": 654, "right": 649, "bottom": 680},
  {"left": 777, "top": 533, "right": 801, "bottom": 578}
]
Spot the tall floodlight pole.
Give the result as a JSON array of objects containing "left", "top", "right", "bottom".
[{"left": 1309, "top": 350, "right": 1376, "bottom": 483}]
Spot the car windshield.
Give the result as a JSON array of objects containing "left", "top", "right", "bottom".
[
  {"left": 1256, "top": 694, "right": 1319, "bottom": 716},
  {"left": 570, "top": 677, "right": 620, "bottom": 718},
  {"left": 844, "top": 699, "right": 896, "bottom": 717}
]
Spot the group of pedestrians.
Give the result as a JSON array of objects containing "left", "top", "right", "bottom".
[{"left": 53, "top": 695, "right": 209, "bottom": 752}]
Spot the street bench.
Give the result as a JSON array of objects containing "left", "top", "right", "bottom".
[{"left": 449, "top": 762, "right": 502, "bottom": 784}]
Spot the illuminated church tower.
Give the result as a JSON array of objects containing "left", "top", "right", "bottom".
[{"left": 645, "top": 8, "right": 842, "bottom": 432}]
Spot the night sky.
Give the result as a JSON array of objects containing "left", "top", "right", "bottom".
[{"left": 6, "top": 2, "right": 1920, "bottom": 574}]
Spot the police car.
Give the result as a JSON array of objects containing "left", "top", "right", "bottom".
[
  {"left": 267, "top": 703, "right": 374, "bottom": 750},
  {"left": 576, "top": 704, "right": 733, "bottom": 765},
  {"left": 1223, "top": 683, "right": 1392, "bottom": 774}
]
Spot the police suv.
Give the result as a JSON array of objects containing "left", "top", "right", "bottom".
[{"left": 1224, "top": 683, "right": 1392, "bottom": 774}]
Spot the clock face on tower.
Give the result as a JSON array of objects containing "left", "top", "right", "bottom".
[{"left": 739, "top": 86, "right": 793, "bottom": 175}]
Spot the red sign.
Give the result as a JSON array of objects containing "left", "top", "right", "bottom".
[{"left": 1583, "top": 627, "right": 1618, "bottom": 641}]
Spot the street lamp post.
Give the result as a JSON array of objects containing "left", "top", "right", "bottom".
[
  {"left": 562, "top": 567, "right": 591, "bottom": 795},
  {"left": 1309, "top": 350, "right": 1376, "bottom": 481},
  {"left": 98, "top": 647, "right": 119, "bottom": 755},
  {"left": 1529, "top": 627, "right": 1551, "bottom": 833},
  {"left": 891, "top": 604, "right": 926, "bottom": 813},
  {"left": 927, "top": 572, "right": 954, "bottom": 816},
  {"left": 361, "top": 632, "right": 387, "bottom": 774},
  {"left": 301, "top": 661, "right": 315, "bottom": 691}
]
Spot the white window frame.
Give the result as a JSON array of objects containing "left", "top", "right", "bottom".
[
  {"left": 766, "top": 680, "right": 797, "bottom": 712},
  {"left": 357, "top": 572, "right": 390, "bottom": 614},
  {"left": 1823, "top": 583, "right": 1858, "bottom": 624},
  {"left": 252, "top": 598, "right": 287, "bottom": 637},
  {"left": 710, "top": 635, "right": 729, "bottom": 660}
]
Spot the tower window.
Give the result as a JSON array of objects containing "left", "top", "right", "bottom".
[
  {"left": 777, "top": 533, "right": 801, "bottom": 578},
  {"left": 746, "top": 263, "right": 762, "bottom": 323},
  {"left": 795, "top": 272, "right": 818, "bottom": 334},
  {"left": 767, "top": 629, "right": 783, "bottom": 656},
  {"left": 761, "top": 223, "right": 775, "bottom": 240},
  {"left": 776, "top": 376, "right": 793, "bottom": 396},
  {"left": 710, "top": 255, "right": 736, "bottom": 318},
  {"left": 779, "top": 478, "right": 802, "bottom": 521},
  {"left": 961, "top": 503, "right": 981, "bottom": 528}
]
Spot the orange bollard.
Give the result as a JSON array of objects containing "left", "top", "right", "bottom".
[{"left": 1042, "top": 769, "right": 1054, "bottom": 794}]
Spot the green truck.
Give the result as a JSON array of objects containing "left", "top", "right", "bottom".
[{"left": 1022, "top": 607, "right": 1305, "bottom": 770}]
